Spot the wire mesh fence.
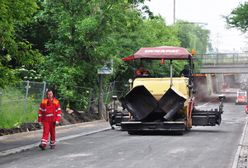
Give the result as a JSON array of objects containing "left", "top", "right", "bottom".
[
  {"left": 0, "top": 81, "right": 46, "bottom": 111},
  {"left": 104, "top": 81, "right": 130, "bottom": 102},
  {"left": 0, "top": 81, "right": 46, "bottom": 128},
  {"left": 58, "top": 86, "right": 95, "bottom": 112},
  {"left": 0, "top": 80, "right": 129, "bottom": 128}
]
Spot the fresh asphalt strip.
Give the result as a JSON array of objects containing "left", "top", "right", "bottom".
[{"left": 0, "top": 127, "right": 110, "bottom": 157}]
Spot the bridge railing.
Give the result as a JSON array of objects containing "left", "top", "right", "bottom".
[{"left": 196, "top": 53, "right": 248, "bottom": 65}]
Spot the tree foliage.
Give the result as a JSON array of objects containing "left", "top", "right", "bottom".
[
  {"left": 174, "top": 20, "right": 210, "bottom": 54},
  {"left": 0, "top": 0, "right": 211, "bottom": 109},
  {"left": 35, "top": 1, "right": 180, "bottom": 106},
  {"left": 0, "top": 0, "right": 43, "bottom": 87},
  {"left": 226, "top": 2, "right": 248, "bottom": 32}
]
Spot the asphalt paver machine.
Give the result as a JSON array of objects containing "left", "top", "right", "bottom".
[{"left": 109, "top": 46, "right": 225, "bottom": 134}]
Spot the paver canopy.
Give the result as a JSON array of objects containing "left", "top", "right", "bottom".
[{"left": 122, "top": 46, "right": 192, "bottom": 61}]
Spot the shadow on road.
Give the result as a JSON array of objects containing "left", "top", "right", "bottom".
[{"left": 190, "top": 129, "right": 227, "bottom": 133}]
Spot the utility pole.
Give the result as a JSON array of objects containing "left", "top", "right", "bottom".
[
  {"left": 173, "top": 0, "right": 176, "bottom": 24},
  {"left": 98, "top": 74, "right": 104, "bottom": 118},
  {"left": 97, "top": 64, "right": 113, "bottom": 120},
  {"left": 216, "top": 33, "right": 220, "bottom": 65}
]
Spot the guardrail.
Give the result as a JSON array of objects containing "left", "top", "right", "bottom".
[{"left": 196, "top": 53, "right": 248, "bottom": 65}]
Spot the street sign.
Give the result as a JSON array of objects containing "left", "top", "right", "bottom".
[{"left": 97, "top": 65, "right": 112, "bottom": 75}]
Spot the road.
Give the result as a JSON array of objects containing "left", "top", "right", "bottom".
[{"left": 0, "top": 102, "right": 246, "bottom": 168}]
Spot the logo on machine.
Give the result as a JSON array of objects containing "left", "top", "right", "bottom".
[{"left": 144, "top": 49, "right": 179, "bottom": 53}]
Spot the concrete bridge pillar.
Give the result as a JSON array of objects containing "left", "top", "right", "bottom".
[
  {"left": 205, "top": 74, "right": 225, "bottom": 94},
  {"left": 206, "top": 74, "right": 213, "bottom": 95},
  {"left": 216, "top": 74, "right": 225, "bottom": 92}
]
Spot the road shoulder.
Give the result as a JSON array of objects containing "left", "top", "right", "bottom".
[{"left": 0, "top": 120, "right": 110, "bottom": 157}]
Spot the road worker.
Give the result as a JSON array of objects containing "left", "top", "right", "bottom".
[
  {"left": 180, "top": 64, "right": 190, "bottom": 77},
  {"left": 38, "top": 89, "right": 61, "bottom": 150},
  {"left": 135, "top": 64, "right": 150, "bottom": 77}
]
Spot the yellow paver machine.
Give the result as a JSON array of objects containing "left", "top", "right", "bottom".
[{"left": 109, "top": 46, "right": 225, "bottom": 134}]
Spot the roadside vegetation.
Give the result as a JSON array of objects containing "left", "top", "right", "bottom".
[
  {"left": 0, "top": 87, "right": 38, "bottom": 128},
  {"left": 225, "top": 1, "right": 248, "bottom": 32}
]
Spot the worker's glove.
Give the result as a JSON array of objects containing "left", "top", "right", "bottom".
[
  {"left": 38, "top": 122, "right": 43, "bottom": 129},
  {"left": 55, "top": 121, "right": 60, "bottom": 126}
]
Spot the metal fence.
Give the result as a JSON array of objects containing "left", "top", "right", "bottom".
[
  {"left": 58, "top": 86, "right": 95, "bottom": 112},
  {"left": 0, "top": 79, "right": 128, "bottom": 127},
  {"left": 0, "top": 81, "right": 47, "bottom": 128},
  {"left": 0, "top": 81, "right": 46, "bottom": 114},
  {"left": 196, "top": 53, "right": 248, "bottom": 65},
  {"left": 0, "top": 80, "right": 123, "bottom": 112},
  {"left": 103, "top": 81, "right": 130, "bottom": 103}
]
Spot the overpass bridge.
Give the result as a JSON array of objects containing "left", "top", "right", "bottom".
[
  {"left": 197, "top": 53, "right": 248, "bottom": 74},
  {"left": 198, "top": 53, "right": 248, "bottom": 74},
  {"left": 194, "top": 53, "right": 248, "bottom": 95}
]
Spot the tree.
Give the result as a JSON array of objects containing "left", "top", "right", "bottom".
[
  {"left": 174, "top": 20, "right": 210, "bottom": 54},
  {"left": 26, "top": 0, "right": 206, "bottom": 109},
  {"left": 35, "top": 1, "right": 149, "bottom": 107},
  {"left": 33, "top": 0, "right": 181, "bottom": 108},
  {"left": 0, "top": 0, "right": 43, "bottom": 87},
  {"left": 226, "top": 2, "right": 248, "bottom": 32},
  {"left": 172, "top": 21, "right": 210, "bottom": 73},
  {"left": 114, "top": 16, "right": 181, "bottom": 80}
]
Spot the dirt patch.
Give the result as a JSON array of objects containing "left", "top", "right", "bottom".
[
  {"left": 61, "top": 108, "right": 100, "bottom": 125},
  {"left": 0, "top": 123, "right": 41, "bottom": 136}
]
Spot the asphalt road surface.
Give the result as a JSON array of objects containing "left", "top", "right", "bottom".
[{"left": 0, "top": 102, "right": 246, "bottom": 168}]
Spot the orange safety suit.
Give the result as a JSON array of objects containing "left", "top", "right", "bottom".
[
  {"left": 135, "top": 68, "right": 150, "bottom": 76},
  {"left": 38, "top": 98, "right": 61, "bottom": 147}
]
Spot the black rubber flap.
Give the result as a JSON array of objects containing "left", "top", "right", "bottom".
[
  {"left": 123, "top": 85, "right": 157, "bottom": 120},
  {"left": 158, "top": 88, "right": 186, "bottom": 114}
]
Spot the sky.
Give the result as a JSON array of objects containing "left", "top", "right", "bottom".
[{"left": 145, "top": 0, "right": 247, "bottom": 53}]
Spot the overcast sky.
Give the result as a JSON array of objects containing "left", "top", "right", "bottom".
[{"left": 146, "top": 0, "right": 247, "bottom": 52}]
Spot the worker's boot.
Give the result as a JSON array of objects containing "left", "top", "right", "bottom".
[
  {"left": 50, "top": 145, "right": 55, "bottom": 149},
  {"left": 50, "top": 144, "right": 55, "bottom": 149},
  {"left": 39, "top": 144, "right": 46, "bottom": 150}
]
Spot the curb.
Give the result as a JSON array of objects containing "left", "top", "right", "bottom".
[
  {"left": 0, "top": 120, "right": 106, "bottom": 140},
  {"left": 232, "top": 116, "right": 248, "bottom": 168},
  {"left": 0, "top": 127, "right": 110, "bottom": 157}
]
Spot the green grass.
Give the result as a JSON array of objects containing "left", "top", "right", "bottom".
[
  {"left": 0, "top": 86, "right": 40, "bottom": 129},
  {"left": 0, "top": 100, "right": 39, "bottom": 129}
]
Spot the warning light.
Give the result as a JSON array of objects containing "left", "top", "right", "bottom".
[{"left": 191, "top": 49, "right": 196, "bottom": 55}]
